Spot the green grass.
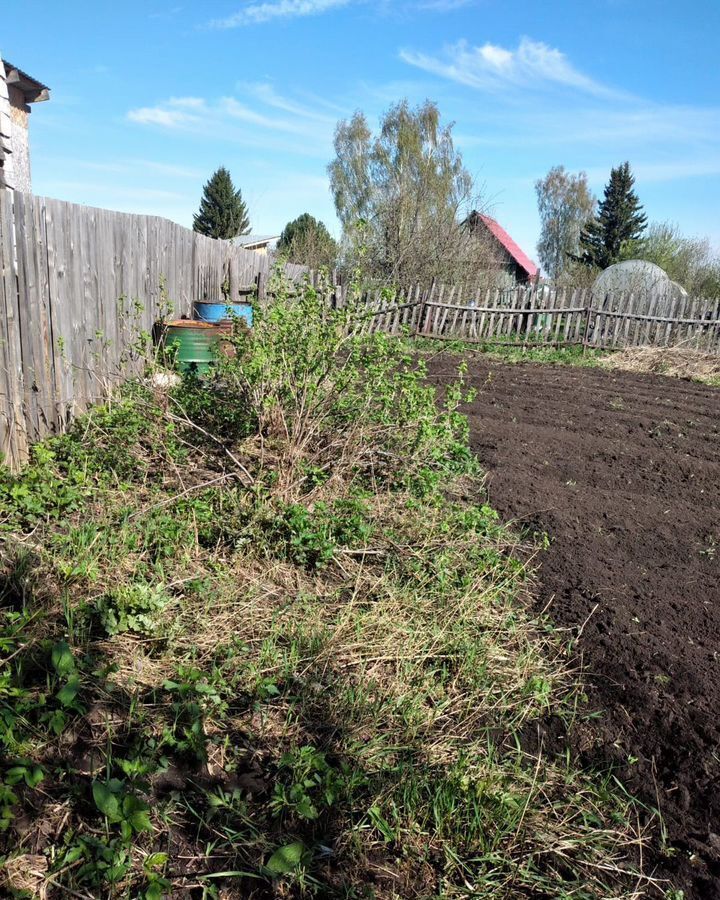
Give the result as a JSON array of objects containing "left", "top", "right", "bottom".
[
  {"left": 0, "top": 279, "right": 653, "bottom": 898},
  {"left": 410, "top": 336, "right": 609, "bottom": 367}
]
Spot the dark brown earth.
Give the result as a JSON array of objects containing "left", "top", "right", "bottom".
[{"left": 426, "top": 356, "right": 720, "bottom": 899}]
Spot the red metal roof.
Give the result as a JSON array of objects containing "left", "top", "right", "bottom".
[{"left": 477, "top": 214, "right": 539, "bottom": 280}]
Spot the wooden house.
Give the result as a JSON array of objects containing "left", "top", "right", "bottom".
[
  {"left": 0, "top": 54, "right": 50, "bottom": 192},
  {"left": 464, "top": 210, "right": 539, "bottom": 285}
]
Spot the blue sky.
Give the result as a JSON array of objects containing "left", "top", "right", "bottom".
[{"left": 4, "top": 0, "right": 720, "bottom": 264}]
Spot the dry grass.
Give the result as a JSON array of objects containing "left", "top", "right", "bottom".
[{"left": 600, "top": 345, "right": 720, "bottom": 385}]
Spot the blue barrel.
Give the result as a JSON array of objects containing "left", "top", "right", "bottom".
[{"left": 194, "top": 301, "right": 253, "bottom": 326}]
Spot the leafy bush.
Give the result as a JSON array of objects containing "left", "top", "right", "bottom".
[
  {"left": 173, "top": 270, "right": 477, "bottom": 501},
  {"left": 0, "top": 445, "right": 88, "bottom": 531},
  {"left": 261, "top": 498, "right": 372, "bottom": 569}
]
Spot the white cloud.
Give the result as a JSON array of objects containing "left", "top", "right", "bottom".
[
  {"left": 400, "top": 37, "right": 626, "bottom": 98},
  {"left": 127, "top": 107, "right": 193, "bottom": 128},
  {"left": 219, "top": 96, "right": 317, "bottom": 134},
  {"left": 455, "top": 102, "right": 720, "bottom": 151},
  {"left": 167, "top": 96, "right": 206, "bottom": 109},
  {"left": 238, "top": 82, "right": 338, "bottom": 123},
  {"left": 209, "top": 0, "right": 351, "bottom": 28},
  {"left": 126, "top": 89, "right": 337, "bottom": 157}
]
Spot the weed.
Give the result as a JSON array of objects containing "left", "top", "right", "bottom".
[
  {"left": 95, "top": 582, "right": 171, "bottom": 636},
  {"left": 412, "top": 336, "right": 609, "bottom": 367},
  {"left": 699, "top": 536, "right": 716, "bottom": 559},
  {"left": 260, "top": 498, "right": 373, "bottom": 570},
  {"left": 270, "top": 745, "right": 353, "bottom": 822}
]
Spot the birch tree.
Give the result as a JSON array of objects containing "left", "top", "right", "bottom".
[
  {"left": 328, "top": 100, "right": 498, "bottom": 286},
  {"left": 535, "top": 166, "right": 595, "bottom": 280}
]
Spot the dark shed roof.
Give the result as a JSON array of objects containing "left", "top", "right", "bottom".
[{"left": 3, "top": 61, "right": 50, "bottom": 103}]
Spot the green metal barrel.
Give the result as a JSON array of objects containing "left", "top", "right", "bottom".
[{"left": 162, "top": 320, "right": 223, "bottom": 375}]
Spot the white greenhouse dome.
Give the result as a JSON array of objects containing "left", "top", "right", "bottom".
[{"left": 592, "top": 261, "right": 687, "bottom": 311}]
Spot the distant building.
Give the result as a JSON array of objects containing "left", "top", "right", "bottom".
[
  {"left": 0, "top": 54, "right": 50, "bottom": 192},
  {"left": 464, "top": 211, "right": 539, "bottom": 285},
  {"left": 236, "top": 234, "right": 280, "bottom": 255}
]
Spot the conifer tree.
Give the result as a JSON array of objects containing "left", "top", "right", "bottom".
[
  {"left": 193, "top": 167, "right": 250, "bottom": 240},
  {"left": 577, "top": 162, "right": 646, "bottom": 268},
  {"left": 277, "top": 213, "right": 338, "bottom": 269}
]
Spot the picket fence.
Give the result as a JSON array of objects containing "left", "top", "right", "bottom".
[{"left": 339, "top": 283, "right": 720, "bottom": 351}]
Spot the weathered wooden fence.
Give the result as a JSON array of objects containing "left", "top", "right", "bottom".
[
  {"left": 0, "top": 190, "right": 305, "bottom": 469},
  {"left": 339, "top": 284, "right": 720, "bottom": 351},
  {"left": 2, "top": 187, "right": 719, "bottom": 470}
]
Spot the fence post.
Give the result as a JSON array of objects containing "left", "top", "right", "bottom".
[
  {"left": 414, "top": 279, "right": 434, "bottom": 338},
  {"left": 583, "top": 292, "right": 600, "bottom": 354},
  {"left": 331, "top": 269, "right": 339, "bottom": 310}
]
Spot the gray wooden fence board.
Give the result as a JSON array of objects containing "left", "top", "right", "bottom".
[
  {"left": 0, "top": 191, "right": 310, "bottom": 469},
  {"left": 0, "top": 191, "right": 27, "bottom": 465}
]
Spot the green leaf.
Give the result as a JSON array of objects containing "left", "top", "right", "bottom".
[
  {"left": 57, "top": 673, "right": 81, "bottom": 707},
  {"left": 62, "top": 844, "right": 84, "bottom": 865},
  {"left": 24, "top": 765, "right": 45, "bottom": 788},
  {"left": 92, "top": 781, "right": 121, "bottom": 821},
  {"left": 123, "top": 794, "right": 153, "bottom": 833},
  {"left": 48, "top": 708, "right": 67, "bottom": 735},
  {"left": 266, "top": 841, "right": 305, "bottom": 875},
  {"left": 51, "top": 640, "right": 75, "bottom": 676},
  {"left": 130, "top": 807, "right": 153, "bottom": 833},
  {"left": 144, "top": 852, "right": 169, "bottom": 872},
  {"left": 108, "top": 860, "right": 130, "bottom": 882},
  {"left": 145, "top": 883, "right": 165, "bottom": 900},
  {"left": 4, "top": 767, "right": 28, "bottom": 786},
  {"left": 368, "top": 805, "right": 396, "bottom": 843},
  {"left": 295, "top": 796, "right": 318, "bottom": 820}
]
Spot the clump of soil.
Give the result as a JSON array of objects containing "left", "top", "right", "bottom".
[{"left": 427, "top": 356, "right": 720, "bottom": 899}]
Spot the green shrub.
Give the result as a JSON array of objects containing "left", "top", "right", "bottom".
[
  {"left": 257, "top": 498, "right": 372, "bottom": 570},
  {"left": 172, "top": 270, "right": 477, "bottom": 500},
  {"left": 0, "top": 445, "right": 88, "bottom": 531}
]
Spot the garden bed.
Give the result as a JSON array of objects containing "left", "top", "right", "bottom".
[{"left": 426, "top": 355, "right": 720, "bottom": 899}]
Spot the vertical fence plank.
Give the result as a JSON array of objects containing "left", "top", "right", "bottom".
[
  {"left": 0, "top": 192, "right": 29, "bottom": 466},
  {"left": 552, "top": 288, "right": 565, "bottom": 344}
]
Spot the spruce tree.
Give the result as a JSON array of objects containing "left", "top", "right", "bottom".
[
  {"left": 578, "top": 162, "right": 646, "bottom": 268},
  {"left": 277, "top": 213, "right": 338, "bottom": 268},
  {"left": 193, "top": 167, "right": 250, "bottom": 240}
]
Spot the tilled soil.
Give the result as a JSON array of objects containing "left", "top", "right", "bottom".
[{"left": 426, "top": 356, "right": 720, "bottom": 899}]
